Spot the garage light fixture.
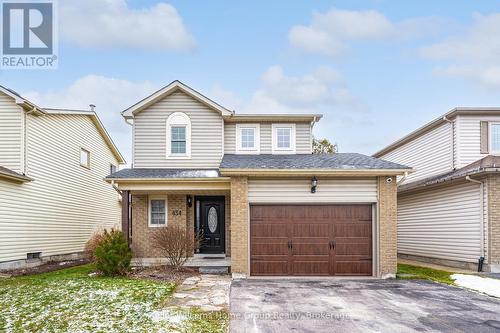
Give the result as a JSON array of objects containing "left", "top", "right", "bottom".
[
  {"left": 311, "top": 177, "right": 318, "bottom": 193},
  {"left": 187, "top": 195, "right": 193, "bottom": 207}
]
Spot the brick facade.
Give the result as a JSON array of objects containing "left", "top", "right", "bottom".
[
  {"left": 131, "top": 193, "right": 231, "bottom": 259},
  {"left": 131, "top": 194, "right": 187, "bottom": 258},
  {"left": 378, "top": 176, "right": 398, "bottom": 278},
  {"left": 230, "top": 177, "right": 249, "bottom": 275},
  {"left": 487, "top": 175, "right": 500, "bottom": 269}
]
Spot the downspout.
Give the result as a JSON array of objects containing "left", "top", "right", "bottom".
[
  {"left": 397, "top": 171, "right": 408, "bottom": 185},
  {"left": 443, "top": 116, "right": 455, "bottom": 170},
  {"left": 466, "top": 175, "right": 485, "bottom": 272}
]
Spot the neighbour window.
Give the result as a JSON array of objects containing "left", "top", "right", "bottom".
[
  {"left": 80, "top": 148, "right": 90, "bottom": 168},
  {"left": 110, "top": 164, "right": 117, "bottom": 174},
  {"left": 149, "top": 199, "right": 166, "bottom": 227},
  {"left": 491, "top": 123, "right": 500, "bottom": 153},
  {"left": 166, "top": 112, "right": 191, "bottom": 158},
  {"left": 171, "top": 126, "right": 187, "bottom": 154},
  {"left": 236, "top": 124, "right": 260, "bottom": 153},
  {"left": 272, "top": 124, "right": 296, "bottom": 153}
]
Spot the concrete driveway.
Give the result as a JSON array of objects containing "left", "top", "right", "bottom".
[{"left": 230, "top": 279, "right": 500, "bottom": 333}]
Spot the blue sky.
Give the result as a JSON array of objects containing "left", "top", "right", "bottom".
[{"left": 2, "top": 0, "right": 500, "bottom": 163}]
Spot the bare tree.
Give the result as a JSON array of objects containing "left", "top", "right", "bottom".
[{"left": 151, "top": 226, "right": 202, "bottom": 269}]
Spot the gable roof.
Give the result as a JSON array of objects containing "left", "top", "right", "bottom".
[
  {"left": 373, "top": 107, "right": 500, "bottom": 158},
  {"left": 122, "top": 80, "right": 233, "bottom": 119},
  {"left": 44, "top": 108, "right": 126, "bottom": 164}
]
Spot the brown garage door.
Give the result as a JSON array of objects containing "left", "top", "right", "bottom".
[{"left": 250, "top": 205, "right": 373, "bottom": 276}]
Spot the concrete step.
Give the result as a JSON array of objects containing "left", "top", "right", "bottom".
[{"left": 199, "top": 266, "right": 229, "bottom": 274}]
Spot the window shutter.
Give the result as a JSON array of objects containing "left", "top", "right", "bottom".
[{"left": 480, "top": 121, "right": 489, "bottom": 154}]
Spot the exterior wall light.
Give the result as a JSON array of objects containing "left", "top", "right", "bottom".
[
  {"left": 187, "top": 195, "right": 193, "bottom": 207},
  {"left": 311, "top": 177, "right": 318, "bottom": 193}
]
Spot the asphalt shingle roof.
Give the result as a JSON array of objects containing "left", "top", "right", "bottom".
[
  {"left": 220, "top": 153, "right": 411, "bottom": 170},
  {"left": 106, "top": 168, "right": 220, "bottom": 179}
]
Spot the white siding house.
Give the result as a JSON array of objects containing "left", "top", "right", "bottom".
[
  {"left": 374, "top": 107, "right": 500, "bottom": 272},
  {"left": 0, "top": 89, "right": 125, "bottom": 266}
]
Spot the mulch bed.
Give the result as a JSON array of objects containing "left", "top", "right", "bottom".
[
  {"left": 0, "top": 259, "right": 89, "bottom": 277},
  {"left": 128, "top": 266, "right": 199, "bottom": 283}
]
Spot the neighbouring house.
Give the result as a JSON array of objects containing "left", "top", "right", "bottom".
[
  {"left": 373, "top": 107, "right": 500, "bottom": 273},
  {"left": 107, "top": 80, "right": 411, "bottom": 278},
  {"left": 0, "top": 86, "right": 125, "bottom": 269}
]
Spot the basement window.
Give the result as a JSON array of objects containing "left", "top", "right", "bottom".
[{"left": 27, "top": 252, "right": 42, "bottom": 260}]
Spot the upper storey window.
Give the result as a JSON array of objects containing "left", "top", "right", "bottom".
[
  {"left": 490, "top": 123, "right": 500, "bottom": 153},
  {"left": 166, "top": 112, "right": 191, "bottom": 158},
  {"left": 272, "top": 124, "right": 296, "bottom": 154},
  {"left": 236, "top": 124, "right": 260, "bottom": 154}
]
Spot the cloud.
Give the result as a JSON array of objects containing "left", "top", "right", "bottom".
[
  {"left": 289, "top": 7, "right": 447, "bottom": 56},
  {"left": 60, "top": 0, "right": 196, "bottom": 51},
  {"left": 289, "top": 8, "right": 392, "bottom": 56},
  {"left": 421, "top": 13, "right": 500, "bottom": 89},
  {"left": 23, "top": 75, "right": 157, "bottom": 164},
  {"left": 242, "top": 65, "right": 365, "bottom": 114},
  {"left": 209, "top": 85, "right": 244, "bottom": 111}
]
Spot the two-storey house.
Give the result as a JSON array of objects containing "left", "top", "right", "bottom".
[
  {"left": 0, "top": 86, "right": 125, "bottom": 269},
  {"left": 374, "top": 107, "right": 500, "bottom": 273},
  {"left": 107, "top": 81, "right": 411, "bottom": 278}
]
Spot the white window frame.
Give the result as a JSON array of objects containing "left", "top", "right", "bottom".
[
  {"left": 166, "top": 112, "right": 191, "bottom": 159},
  {"left": 148, "top": 196, "right": 168, "bottom": 227},
  {"left": 80, "top": 148, "right": 90, "bottom": 168},
  {"left": 236, "top": 123, "right": 260, "bottom": 154},
  {"left": 489, "top": 122, "right": 500, "bottom": 154},
  {"left": 272, "top": 123, "right": 296, "bottom": 154}
]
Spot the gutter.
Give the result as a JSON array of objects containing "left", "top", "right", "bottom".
[
  {"left": 397, "top": 171, "right": 408, "bottom": 185},
  {"left": 0, "top": 171, "right": 33, "bottom": 183},
  {"left": 465, "top": 175, "right": 485, "bottom": 272}
]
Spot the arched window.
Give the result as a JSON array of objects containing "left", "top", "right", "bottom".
[{"left": 166, "top": 112, "right": 191, "bottom": 158}]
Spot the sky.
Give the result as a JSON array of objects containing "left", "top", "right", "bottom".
[{"left": 2, "top": 0, "right": 500, "bottom": 164}]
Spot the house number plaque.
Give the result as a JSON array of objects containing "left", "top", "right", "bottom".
[{"left": 172, "top": 209, "right": 182, "bottom": 216}]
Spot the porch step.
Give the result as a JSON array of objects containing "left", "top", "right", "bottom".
[{"left": 199, "top": 266, "right": 229, "bottom": 274}]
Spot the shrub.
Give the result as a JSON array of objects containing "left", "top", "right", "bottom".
[
  {"left": 151, "top": 226, "right": 202, "bottom": 270},
  {"left": 94, "top": 229, "right": 132, "bottom": 276},
  {"left": 84, "top": 228, "right": 106, "bottom": 262}
]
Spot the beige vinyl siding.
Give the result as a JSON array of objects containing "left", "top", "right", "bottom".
[
  {"left": 0, "top": 92, "right": 23, "bottom": 172},
  {"left": 456, "top": 115, "right": 500, "bottom": 168},
  {"left": 134, "top": 91, "right": 223, "bottom": 168},
  {"left": 398, "top": 182, "right": 482, "bottom": 263},
  {"left": 248, "top": 178, "right": 377, "bottom": 203},
  {"left": 0, "top": 113, "right": 120, "bottom": 262},
  {"left": 380, "top": 122, "right": 453, "bottom": 183},
  {"left": 224, "top": 122, "right": 312, "bottom": 154}
]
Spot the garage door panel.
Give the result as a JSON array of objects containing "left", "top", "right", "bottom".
[
  {"left": 251, "top": 224, "right": 288, "bottom": 238},
  {"left": 336, "top": 242, "right": 371, "bottom": 256},
  {"left": 292, "top": 260, "right": 330, "bottom": 276},
  {"left": 251, "top": 242, "right": 289, "bottom": 256},
  {"left": 250, "top": 205, "right": 373, "bottom": 276},
  {"left": 251, "top": 260, "right": 289, "bottom": 276},
  {"left": 292, "top": 223, "right": 329, "bottom": 237},
  {"left": 292, "top": 242, "right": 329, "bottom": 256},
  {"left": 335, "top": 261, "right": 372, "bottom": 276}
]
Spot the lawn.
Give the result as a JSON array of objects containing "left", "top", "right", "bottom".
[
  {"left": 397, "top": 263, "right": 455, "bottom": 285},
  {"left": 0, "top": 264, "right": 228, "bottom": 333}
]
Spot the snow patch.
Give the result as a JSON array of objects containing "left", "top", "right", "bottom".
[
  {"left": 149, "top": 309, "right": 187, "bottom": 324},
  {"left": 451, "top": 274, "right": 500, "bottom": 298}
]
